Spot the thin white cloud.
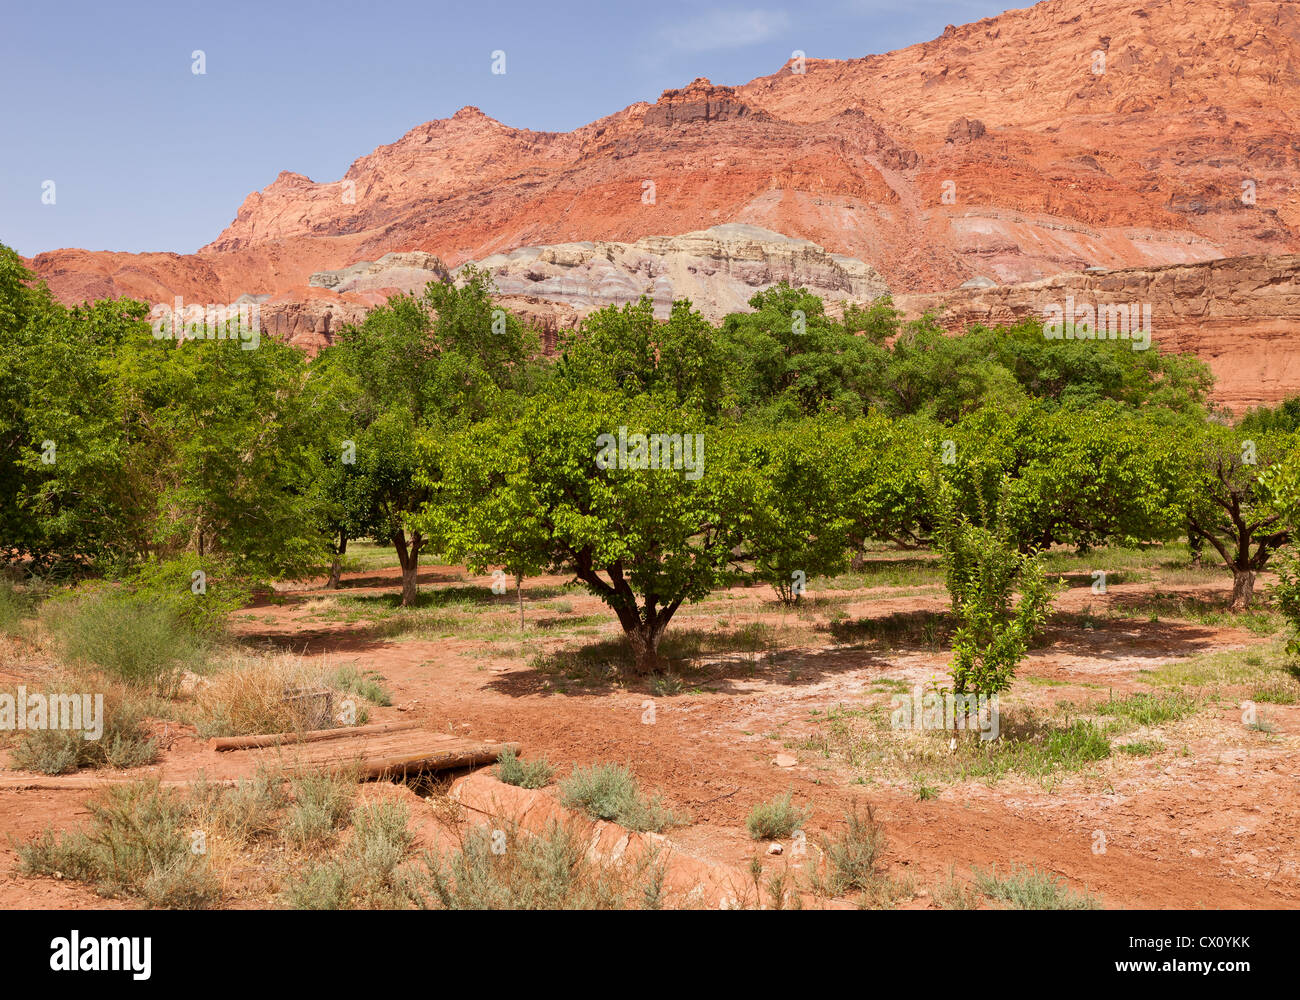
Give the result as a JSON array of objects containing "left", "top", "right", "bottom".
[{"left": 660, "top": 9, "right": 792, "bottom": 52}]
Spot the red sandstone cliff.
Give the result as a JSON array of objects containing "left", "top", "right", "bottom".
[{"left": 20, "top": 0, "right": 1300, "bottom": 406}]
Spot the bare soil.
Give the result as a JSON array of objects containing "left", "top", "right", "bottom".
[{"left": 2, "top": 557, "right": 1296, "bottom": 909}]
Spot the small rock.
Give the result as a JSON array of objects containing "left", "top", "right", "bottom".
[
  {"left": 773, "top": 753, "right": 797, "bottom": 768},
  {"left": 767, "top": 842, "right": 783, "bottom": 856}
]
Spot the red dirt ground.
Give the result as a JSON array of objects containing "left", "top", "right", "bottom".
[{"left": 2, "top": 561, "right": 1296, "bottom": 909}]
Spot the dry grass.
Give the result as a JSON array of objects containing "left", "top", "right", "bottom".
[{"left": 189, "top": 655, "right": 341, "bottom": 737}]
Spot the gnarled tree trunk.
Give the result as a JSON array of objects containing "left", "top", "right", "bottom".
[
  {"left": 574, "top": 556, "right": 681, "bottom": 674},
  {"left": 393, "top": 529, "right": 423, "bottom": 608}
]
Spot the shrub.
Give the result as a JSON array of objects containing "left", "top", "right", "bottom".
[
  {"left": 123, "top": 555, "right": 251, "bottom": 638},
  {"left": 972, "top": 863, "right": 1101, "bottom": 910},
  {"left": 9, "top": 679, "right": 158, "bottom": 775},
  {"left": 190, "top": 767, "right": 289, "bottom": 844},
  {"left": 43, "top": 587, "right": 203, "bottom": 694},
  {"left": 18, "top": 781, "right": 220, "bottom": 908},
  {"left": 496, "top": 747, "right": 554, "bottom": 789},
  {"left": 745, "top": 791, "right": 810, "bottom": 840},
  {"left": 559, "top": 763, "right": 683, "bottom": 833},
  {"left": 933, "top": 867, "right": 979, "bottom": 909},
  {"left": 282, "top": 800, "right": 421, "bottom": 910},
  {"left": 283, "top": 768, "right": 356, "bottom": 846},
  {"left": 814, "top": 805, "right": 887, "bottom": 897},
  {"left": 423, "top": 822, "right": 658, "bottom": 910}
]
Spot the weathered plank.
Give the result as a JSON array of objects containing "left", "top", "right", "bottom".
[
  {"left": 250, "top": 732, "right": 520, "bottom": 780},
  {"left": 211, "top": 720, "right": 420, "bottom": 751}
]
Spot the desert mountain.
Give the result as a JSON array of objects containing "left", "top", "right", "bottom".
[{"left": 21, "top": 0, "right": 1300, "bottom": 406}]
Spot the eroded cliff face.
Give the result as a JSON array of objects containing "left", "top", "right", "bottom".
[
  {"left": 896, "top": 254, "right": 1300, "bottom": 412},
  {"left": 21, "top": 0, "right": 1300, "bottom": 406},
  {"left": 308, "top": 224, "right": 888, "bottom": 321}
]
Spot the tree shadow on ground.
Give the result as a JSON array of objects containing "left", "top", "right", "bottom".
[
  {"left": 321, "top": 569, "right": 466, "bottom": 590},
  {"left": 230, "top": 628, "right": 410, "bottom": 658},
  {"left": 1037, "top": 612, "right": 1226, "bottom": 659},
  {"left": 234, "top": 580, "right": 585, "bottom": 653},
  {"left": 482, "top": 600, "right": 1250, "bottom": 699},
  {"left": 483, "top": 624, "right": 898, "bottom": 699}
]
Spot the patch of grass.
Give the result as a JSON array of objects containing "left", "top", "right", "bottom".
[
  {"left": 1039, "top": 542, "right": 1188, "bottom": 576},
  {"left": 534, "top": 614, "right": 606, "bottom": 631},
  {"left": 531, "top": 638, "right": 628, "bottom": 686},
  {"left": 559, "top": 763, "right": 685, "bottom": 833},
  {"left": 1253, "top": 679, "right": 1300, "bottom": 704},
  {"left": 1038, "top": 721, "right": 1113, "bottom": 766},
  {"left": 1118, "top": 592, "right": 1281, "bottom": 635},
  {"left": 826, "top": 610, "right": 950, "bottom": 650},
  {"left": 803, "top": 704, "right": 1113, "bottom": 788},
  {"left": 1144, "top": 639, "right": 1300, "bottom": 707},
  {"left": 1088, "top": 690, "right": 1201, "bottom": 727},
  {"left": 495, "top": 748, "right": 554, "bottom": 789},
  {"left": 933, "top": 866, "right": 979, "bottom": 909},
  {"left": 1141, "top": 641, "right": 1289, "bottom": 689},
  {"left": 823, "top": 558, "right": 945, "bottom": 590},
  {"left": 190, "top": 655, "right": 337, "bottom": 737},
  {"left": 534, "top": 626, "right": 771, "bottom": 685},
  {"left": 0, "top": 580, "right": 34, "bottom": 637},
  {"left": 1116, "top": 739, "right": 1164, "bottom": 756},
  {"left": 745, "top": 791, "right": 810, "bottom": 840},
  {"left": 325, "top": 665, "right": 392, "bottom": 707},
  {"left": 972, "top": 863, "right": 1101, "bottom": 910}
]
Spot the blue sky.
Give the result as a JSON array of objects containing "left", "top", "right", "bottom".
[{"left": 1, "top": 0, "right": 1012, "bottom": 256}]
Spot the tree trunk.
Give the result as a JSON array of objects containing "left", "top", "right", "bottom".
[
  {"left": 328, "top": 533, "right": 347, "bottom": 589},
  {"left": 393, "top": 530, "right": 422, "bottom": 608},
  {"left": 1188, "top": 528, "right": 1202, "bottom": 568},
  {"left": 516, "top": 571, "right": 524, "bottom": 631},
  {"left": 628, "top": 622, "right": 665, "bottom": 673},
  {"left": 1231, "top": 568, "right": 1256, "bottom": 610},
  {"left": 572, "top": 556, "right": 680, "bottom": 674}
]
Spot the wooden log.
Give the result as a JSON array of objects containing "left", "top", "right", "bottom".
[
  {"left": 348, "top": 740, "right": 521, "bottom": 780},
  {"left": 210, "top": 719, "right": 420, "bottom": 752}
]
